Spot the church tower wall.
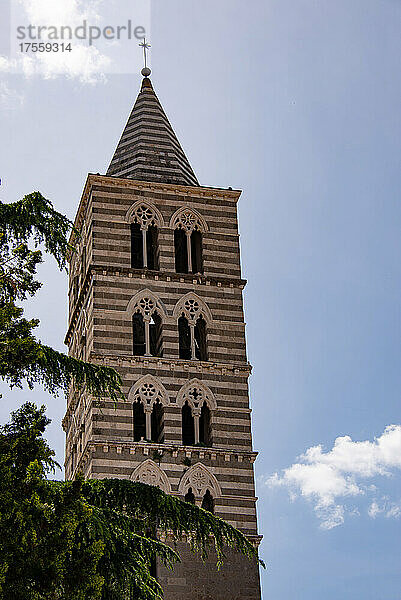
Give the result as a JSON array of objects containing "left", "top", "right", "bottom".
[{"left": 64, "top": 76, "right": 261, "bottom": 600}]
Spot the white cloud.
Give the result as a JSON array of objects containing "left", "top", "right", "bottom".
[
  {"left": 0, "top": 82, "right": 24, "bottom": 109},
  {"left": 16, "top": 0, "right": 102, "bottom": 24},
  {"left": 0, "top": 0, "right": 110, "bottom": 84},
  {"left": 368, "top": 498, "right": 401, "bottom": 520},
  {"left": 266, "top": 425, "right": 401, "bottom": 529}
]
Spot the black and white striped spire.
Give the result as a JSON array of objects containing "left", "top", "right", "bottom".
[{"left": 107, "top": 74, "right": 199, "bottom": 187}]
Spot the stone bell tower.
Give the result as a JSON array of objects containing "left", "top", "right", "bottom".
[{"left": 64, "top": 68, "right": 262, "bottom": 599}]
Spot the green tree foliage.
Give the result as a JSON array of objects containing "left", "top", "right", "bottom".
[
  {"left": 0, "top": 192, "right": 122, "bottom": 400},
  {"left": 0, "top": 192, "right": 262, "bottom": 597},
  {"left": 0, "top": 403, "right": 260, "bottom": 600}
]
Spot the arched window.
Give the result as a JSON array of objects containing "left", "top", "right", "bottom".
[
  {"left": 177, "top": 380, "right": 216, "bottom": 447},
  {"left": 72, "top": 274, "right": 79, "bottom": 303},
  {"left": 149, "top": 313, "right": 163, "bottom": 357},
  {"left": 194, "top": 315, "right": 207, "bottom": 361},
  {"left": 131, "top": 296, "right": 164, "bottom": 357},
  {"left": 130, "top": 223, "right": 143, "bottom": 268},
  {"left": 129, "top": 203, "right": 161, "bottom": 270},
  {"left": 133, "top": 400, "right": 146, "bottom": 442},
  {"left": 178, "top": 316, "right": 191, "bottom": 359},
  {"left": 184, "top": 487, "right": 196, "bottom": 505},
  {"left": 146, "top": 225, "right": 159, "bottom": 270},
  {"left": 81, "top": 246, "right": 86, "bottom": 279},
  {"left": 199, "top": 401, "right": 212, "bottom": 446},
  {"left": 151, "top": 400, "right": 164, "bottom": 443},
  {"left": 171, "top": 208, "right": 206, "bottom": 274},
  {"left": 132, "top": 313, "right": 146, "bottom": 356},
  {"left": 129, "top": 376, "right": 168, "bottom": 443},
  {"left": 178, "top": 463, "right": 221, "bottom": 506},
  {"left": 201, "top": 490, "right": 214, "bottom": 513},
  {"left": 182, "top": 400, "right": 195, "bottom": 446},
  {"left": 174, "top": 228, "right": 188, "bottom": 274},
  {"left": 174, "top": 295, "right": 211, "bottom": 361},
  {"left": 131, "top": 459, "right": 171, "bottom": 492},
  {"left": 191, "top": 230, "right": 203, "bottom": 274}
]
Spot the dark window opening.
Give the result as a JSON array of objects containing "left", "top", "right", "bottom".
[
  {"left": 184, "top": 487, "right": 196, "bottom": 505},
  {"left": 72, "top": 275, "right": 79, "bottom": 303},
  {"left": 182, "top": 401, "right": 195, "bottom": 446},
  {"left": 81, "top": 246, "right": 87, "bottom": 279},
  {"left": 194, "top": 316, "right": 207, "bottom": 361},
  {"left": 146, "top": 225, "right": 159, "bottom": 271},
  {"left": 131, "top": 223, "right": 143, "bottom": 268},
  {"left": 174, "top": 228, "right": 188, "bottom": 274},
  {"left": 178, "top": 316, "right": 191, "bottom": 359},
  {"left": 191, "top": 230, "right": 203, "bottom": 274},
  {"left": 199, "top": 401, "right": 212, "bottom": 447},
  {"left": 201, "top": 489, "right": 214, "bottom": 513},
  {"left": 149, "top": 313, "right": 163, "bottom": 357},
  {"left": 133, "top": 400, "right": 146, "bottom": 442},
  {"left": 71, "top": 443, "right": 77, "bottom": 472},
  {"left": 151, "top": 400, "right": 164, "bottom": 443},
  {"left": 133, "top": 313, "right": 146, "bottom": 356}
]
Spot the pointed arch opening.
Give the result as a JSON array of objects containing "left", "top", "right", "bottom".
[
  {"left": 171, "top": 208, "right": 207, "bottom": 275},
  {"left": 72, "top": 274, "right": 79, "bottom": 304},
  {"left": 149, "top": 312, "right": 163, "bottom": 357},
  {"left": 174, "top": 294, "right": 211, "bottom": 362},
  {"left": 194, "top": 315, "right": 207, "bottom": 361},
  {"left": 133, "top": 400, "right": 146, "bottom": 442},
  {"left": 131, "top": 223, "right": 143, "bottom": 268},
  {"left": 177, "top": 380, "right": 216, "bottom": 447},
  {"left": 146, "top": 225, "right": 159, "bottom": 271},
  {"left": 132, "top": 313, "right": 146, "bottom": 356},
  {"left": 201, "top": 489, "right": 215, "bottom": 514},
  {"left": 182, "top": 400, "right": 195, "bottom": 446},
  {"left": 178, "top": 463, "right": 222, "bottom": 501},
  {"left": 191, "top": 229, "right": 203, "bottom": 274},
  {"left": 129, "top": 375, "right": 168, "bottom": 443},
  {"left": 130, "top": 459, "right": 171, "bottom": 493},
  {"left": 128, "top": 202, "right": 162, "bottom": 271},
  {"left": 199, "top": 401, "right": 212, "bottom": 446},
  {"left": 178, "top": 316, "right": 191, "bottom": 359},
  {"left": 128, "top": 292, "right": 166, "bottom": 358},
  {"left": 184, "top": 487, "right": 196, "bottom": 505},
  {"left": 174, "top": 228, "right": 188, "bottom": 274},
  {"left": 151, "top": 400, "right": 164, "bottom": 443}
]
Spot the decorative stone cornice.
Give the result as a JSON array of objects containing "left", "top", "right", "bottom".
[
  {"left": 84, "top": 353, "right": 253, "bottom": 378},
  {"left": 70, "top": 439, "right": 258, "bottom": 472},
  {"left": 65, "top": 264, "right": 247, "bottom": 344},
  {"left": 70, "top": 173, "right": 242, "bottom": 247}
]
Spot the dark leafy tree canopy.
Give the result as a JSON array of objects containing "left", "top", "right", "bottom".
[
  {"left": 0, "top": 403, "right": 261, "bottom": 600},
  {"left": 0, "top": 193, "right": 262, "bottom": 599},
  {"left": 0, "top": 192, "right": 122, "bottom": 400}
]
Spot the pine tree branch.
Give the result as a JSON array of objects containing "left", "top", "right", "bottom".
[
  {"left": 82, "top": 479, "right": 262, "bottom": 567},
  {"left": 0, "top": 192, "right": 76, "bottom": 271}
]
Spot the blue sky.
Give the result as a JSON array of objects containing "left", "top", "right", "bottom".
[{"left": 0, "top": 1, "right": 400, "bottom": 598}]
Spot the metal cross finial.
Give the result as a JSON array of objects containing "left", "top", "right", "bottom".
[{"left": 139, "top": 38, "right": 151, "bottom": 69}]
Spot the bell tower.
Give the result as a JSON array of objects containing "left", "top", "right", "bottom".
[{"left": 64, "top": 69, "right": 262, "bottom": 599}]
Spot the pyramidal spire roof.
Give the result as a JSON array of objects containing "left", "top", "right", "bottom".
[{"left": 107, "top": 76, "right": 199, "bottom": 186}]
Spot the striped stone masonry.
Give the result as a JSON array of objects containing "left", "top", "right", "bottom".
[
  {"left": 65, "top": 76, "right": 261, "bottom": 599},
  {"left": 107, "top": 77, "right": 199, "bottom": 186}
]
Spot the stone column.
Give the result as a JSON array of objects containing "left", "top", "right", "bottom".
[
  {"left": 189, "top": 322, "right": 196, "bottom": 359},
  {"left": 141, "top": 226, "right": 148, "bottom": 268},
  {"left": 186, "top": 231, "right": 192, "bottom": 273},
  {"left": 193, "top": 407, "right": 201, "bottom": 445},
  {"left": 144, "top": 316, "right": 151, "bottom": 356},
  {"left": 144, "top": 406, "right": 152, "bottom": 440}
]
